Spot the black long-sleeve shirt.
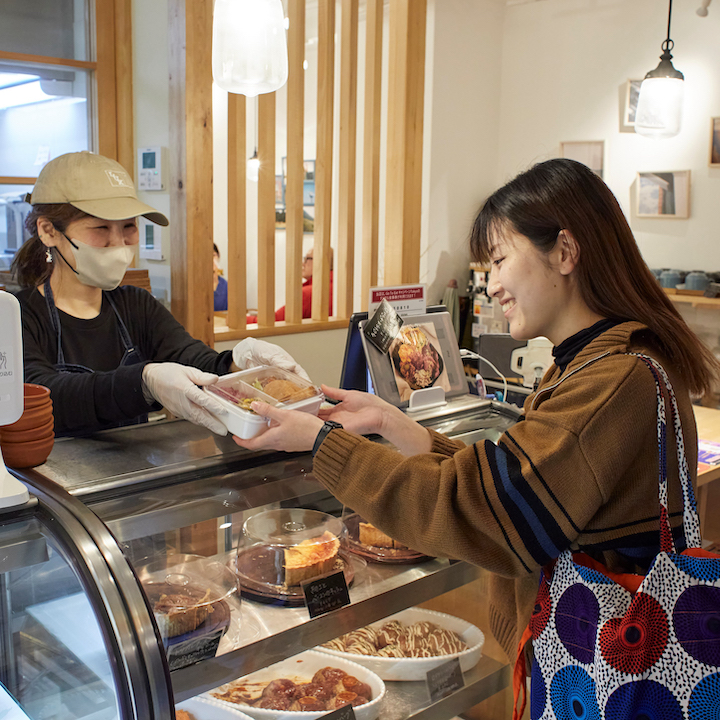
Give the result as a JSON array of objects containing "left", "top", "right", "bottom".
[{"left": 16, "top": 285, "right": 232, "bottom": 435}]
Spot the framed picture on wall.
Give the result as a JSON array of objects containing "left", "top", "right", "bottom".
[
  {"left": 636, "top": 171, "right": 691, "bottom": 218},
  {"left": 281, "top": 158, "right": 316, "bottom": 207},
  {"left": 623, "top": 79, "right": 642, "bottom": 129},
  {"left": 560, "top": 140, "right": 604, "bottom": 178},
  {"left": 710, "top": 117, "right": 720, "bottom": 166}
]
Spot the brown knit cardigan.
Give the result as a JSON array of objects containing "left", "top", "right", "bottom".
[{"left": 312, "top": 322, "right": 698, "bottom": 659}]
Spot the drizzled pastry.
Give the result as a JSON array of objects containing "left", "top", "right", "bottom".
[{"left": 323, "top": 618, "right": 468, "bottom": 658}]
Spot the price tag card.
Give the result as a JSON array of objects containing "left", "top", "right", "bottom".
[
  {"left": 363, "top": 298, "right": 403, "bottom": 354},
  {"left": 303, "top": 570, "right": 351, "bottom": 618},
  {"left": 426, "top": 656, "right": 464, "bottom": 703},
  {"left": 320, "top": 704, "right": 357, "bottom": 720},
  {"left": 369, "top": 284, "right": 426, "bottom": 317}
]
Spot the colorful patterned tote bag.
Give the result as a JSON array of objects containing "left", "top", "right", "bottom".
[{"left": 513, "top": 355, "right": 720, "bottom": 720}]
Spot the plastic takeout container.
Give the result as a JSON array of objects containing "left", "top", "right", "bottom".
[{"left": 205, "top": 366, "right": 323, "bottom": 439}]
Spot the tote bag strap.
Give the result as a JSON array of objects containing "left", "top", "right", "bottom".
[{"left": 630, "top": 353, "right": 702, "bottom": 550}]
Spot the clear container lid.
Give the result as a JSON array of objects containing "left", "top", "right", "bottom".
[
  {"left": 206, "top": 375, "right": 280, "bottom": 413},
  {"left": 233, "top": 509, "right": 352, "bottom": 602},
  {"left": 214, "top": 366, "right": 323, "bottom": 408},
  {"left": 136, "top": 553, "right": 238, "bottom": 609},
  {"left": 242, "top": 508, "right": 345, "bottom": 548}
]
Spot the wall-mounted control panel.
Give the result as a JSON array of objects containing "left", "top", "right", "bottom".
[{"left": 137, "top": 146, "right": 165, "bottom": 191}]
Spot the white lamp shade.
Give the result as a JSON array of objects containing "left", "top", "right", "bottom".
[
  {"left": 634, "top": 77, "right": 684, "bottom": 139},
  {"left": 247, "top": 155, "right": 260, "bottom": 182},
  {"left": 212, "top": 0, "right": 288, "bottom": 97}
]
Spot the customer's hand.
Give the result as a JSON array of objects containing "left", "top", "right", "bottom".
[
  {"left": 232, "top": 338, "right": 310, "bottom": 381},
  {"left": 320, "top": 385, "right": 431, "bottom": 456},
  {"left": 232, "top": 402, "right": 324, "bottom": 453},
  {"left": 319, "top": 386, "right": 389, "bottom": 436},
  {"left": 142, "top": 363, "right": 228, "bottom": 435}
]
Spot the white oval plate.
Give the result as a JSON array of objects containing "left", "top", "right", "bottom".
[
  {"left": 177, "top": 695, "right": 253, "bottom": 719},
  {"left": 205, "top": 649, "right": 385, "bottom": 720},
  {"left": 316, "top": 607, "right": 485, "bottom": 681}
]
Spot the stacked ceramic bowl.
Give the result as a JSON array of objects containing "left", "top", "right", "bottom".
[{"left": 0, "top": 384, "right": 54, "bottom": 468}]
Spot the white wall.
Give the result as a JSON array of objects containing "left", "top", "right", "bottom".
[
  {"left": 422, "top": 0, "right": 506, "bottom": 303},
  {"left": 497, "top": 0, "right": 720, "bottom": 272}
]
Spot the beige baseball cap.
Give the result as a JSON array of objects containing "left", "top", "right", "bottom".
[{"left": 27, "top": 151, "right": 169, "bottom": 226}]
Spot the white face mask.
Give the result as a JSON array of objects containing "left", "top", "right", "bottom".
[{"left": 59, "top": 236, "right": 135, "bottom": 291}]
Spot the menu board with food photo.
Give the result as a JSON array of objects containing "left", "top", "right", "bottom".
[{"left": 389, "top": 323, "right": 451, "bottom": 402}]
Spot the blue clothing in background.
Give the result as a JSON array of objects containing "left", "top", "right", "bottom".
[{"left": 214, "top": 275, "right": 228, "bottom": 311}]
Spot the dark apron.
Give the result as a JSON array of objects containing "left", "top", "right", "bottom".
[{"left": 44, "top": 281, "right": 148, "bottom": 431}]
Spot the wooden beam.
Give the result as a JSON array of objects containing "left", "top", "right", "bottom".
[
  {"left": 360, "top": 0, "right": 383, "bottom": 311},
  {"left": 227, "top": 94, "right": 247, "bottom": 330},
  {"left": 168, "top": 0, "right": 188, "bottom": 329},
  {"left": 0, "top": 177, "right": 36, "bottom": 185},
  {"left": 257, "top": 93, "right": 276, "bottom": 327},
  {"left": 384, "top": 0, "right": 427, "bottom": 285},
  {"left": 284, "top": 0, "right": 306, "bottom": 325},
  {"left": 336, "top": 0, "right": 358, "bottom": 319},
  {"left": 312, "top": 0, "right": 335, "bottom": 321},
  {"left": 169, "top": 0, "right": 215, "bottom": 345},
  {"left": 96, "top": 0, "right": 118, "bottom": 158},
  {"left": 114, "top": 0, "right": 134, "bottom": 176},
  {"left": 0, "top": 51, "right": 94, "bottom": 69}
]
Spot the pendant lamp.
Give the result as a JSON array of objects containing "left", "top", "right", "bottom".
[
  {"left": 212, "top": 0, "right": 288, "bottom": 97},
  {"left": 635, "top": 0, "right": 684, "bottom": 139}
]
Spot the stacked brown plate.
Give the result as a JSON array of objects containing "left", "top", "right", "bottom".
[{"left": 0, "top": 384, "right": 54, "bottom": 468}]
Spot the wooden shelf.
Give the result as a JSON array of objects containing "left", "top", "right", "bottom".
[{"left": 663, "top": 289, "right": 720, "bottom": 309}]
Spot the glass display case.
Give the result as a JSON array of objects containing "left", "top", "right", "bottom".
[{"left": 3, "top": 396, "right": 519, "bottom": 720}]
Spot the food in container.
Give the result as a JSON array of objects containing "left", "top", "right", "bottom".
[
  {"left": 232, "top": 508, "right": 360, "bottom": 607},
  {"left": 341, "top": 508, "right": 433, "bottom": 564},
  {"left": 206, "top": 650, "right": 385, "bottom": 720},
  {"left": 136, "top": 554, "right": 238, "bottom": 670},
  {"left": 205, "top": 366, "right": 323, "bottom": 439},
  {"left": 317, "top": 607, "right": 485, "bottom": 681}
]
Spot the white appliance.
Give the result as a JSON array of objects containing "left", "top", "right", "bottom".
[{"left": 0, "top": 290, "right": 30, "bottom": 507}]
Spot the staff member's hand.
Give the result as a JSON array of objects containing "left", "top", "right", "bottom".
[
  {"left": 233, "top": 401, "right": 324, "bottom": 453},
  {"left": 232, "top": 338, "right": 311, "bottom": 381},
  {"left": 142, "top": 363, "right": 228, "bottom": 435}
]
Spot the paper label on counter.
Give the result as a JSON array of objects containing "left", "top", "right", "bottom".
[
  {"left": 303, "top": 570, "right": 351, "bottom": 618},
  {"left": 320, "top": 704, "right": 357, "bottom": 720},
  {"left": 426, "top": 656, "right": 464, "bottom": 703},
  {"left": 369, "top": 284, "right": 426, "bottom": 317}
]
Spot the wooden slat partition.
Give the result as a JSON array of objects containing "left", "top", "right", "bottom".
[
  {"left": 257, "top": 93, "right": 277, "bottom": 326},
  {"left": 284, "top": 1, "right": 306, "bottom": 325},
  {"left": 360, "top": 0, "right": 383, "bottom": 311},
  {"left": 227, "top": 94, "right": 247, "bottom": 329},
  {"left": 384, "top": 0, "right": 427, "bottom": 286},
  {"left": 336, "top": 0, "right": 359, "bottom": 319},
  {"left": 312, "top": 0, "right": 336, "bottom": 322},
  {"left": 212, "top": 0, "right": 429, "bottom": 344},
  {"left": 169, "top": 0, "right": 214, "bottom": 345}
]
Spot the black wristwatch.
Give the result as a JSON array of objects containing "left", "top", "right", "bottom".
[{"left": 312, "top": 420, "right": 343, "bottom": 457}]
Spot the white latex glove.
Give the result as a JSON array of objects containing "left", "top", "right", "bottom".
[
  {"left": 142, "top": 362, "right": 228, "bottom": 435},
  {"left": 232, "top": 337, "right": 311, "bottom": 381}
]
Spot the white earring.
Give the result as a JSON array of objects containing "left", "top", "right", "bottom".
[{"left": 45, "top": 247, "right": 53, "bottom": 263}]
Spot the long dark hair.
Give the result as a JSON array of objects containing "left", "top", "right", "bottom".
[
  {"left": 11, "top": 203, "right": 87, "bottom": 288},
  {"left": 470, "top": 158, "right": 719, "bottom": 397}
]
